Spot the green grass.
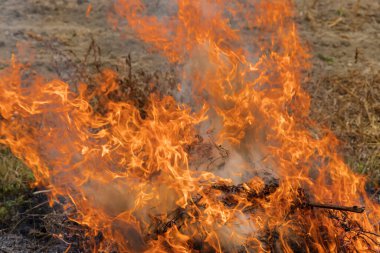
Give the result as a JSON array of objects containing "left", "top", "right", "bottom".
[
  {"left": 0, "top": 146, "right": 34, "bottom": 223},
  {"left": 316, "top": 53, "right": 334, "bottom": 63}
]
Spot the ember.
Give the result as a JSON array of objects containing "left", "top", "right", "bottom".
[{"left": 0, "top": 0, "right": 379, "bottom": 252}]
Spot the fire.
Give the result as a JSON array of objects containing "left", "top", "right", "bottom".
[
  {"left": 0, "top": 0, "right": 379, "bottom": 252},
  {"left": 86, "top": 3, "right": 92, "bottom": 18}
]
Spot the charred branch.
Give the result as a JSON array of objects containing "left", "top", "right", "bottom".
[
  {"left": 211, "top": 178, "right": 279, "bottom": 200},
  {"left": 307, "top": 202, "right": 365, "bottom": 214},
  {"left": 145, "top": 180, "right": 371, "bottom": 252}
]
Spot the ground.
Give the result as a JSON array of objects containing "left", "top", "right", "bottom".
[
  {"left": 297, "top": 0, "right": 379, "bottom": 187},
  {"left": 0, "top": 0, "right": 379, "bottom": 252}
]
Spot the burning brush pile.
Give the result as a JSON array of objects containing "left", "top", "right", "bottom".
[{"left": 0, "top": 0, "right": 379, "bottom": 252}]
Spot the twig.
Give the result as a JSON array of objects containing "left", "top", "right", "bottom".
[
  {"left": 360, "top": 230, "right": 380, "bottom": 238},
  {"left": 308, "top": 202, "right": 365, "bottom": 213},
  {"left": 19, "top": 201, "right": 49, "bottom": 215},
  {"left": 33, "top": 189, "right": 52, "bottom": 195}
]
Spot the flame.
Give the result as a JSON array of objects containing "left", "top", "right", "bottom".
[
  {"left": 0, "top": 0, "right": 379, "bottom": 252},
  {"left": 86, "top": 4, "right": 92, "bottom": 18}
]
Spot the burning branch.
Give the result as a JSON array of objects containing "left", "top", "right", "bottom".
[{"left": 307, "top": 202, "right": 365, "bottom": 214}]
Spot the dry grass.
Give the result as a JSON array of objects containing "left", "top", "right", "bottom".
[
  {"left": 308, "top": 69, "right": 380, "bottom": 182},
  {"left": 297, "top": 0, "right": 380, "bottom": 191}
]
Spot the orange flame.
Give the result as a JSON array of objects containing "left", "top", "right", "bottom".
[
  {"left": 86, "top": 4, "right": 92, "bottom": 18},
  {"left": 0, "top": 0, "right": 379, "bottom": 252}
]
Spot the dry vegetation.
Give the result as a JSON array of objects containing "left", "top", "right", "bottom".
[{"left": 297, "top": 0, "right": 380, "bottom": 194}]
